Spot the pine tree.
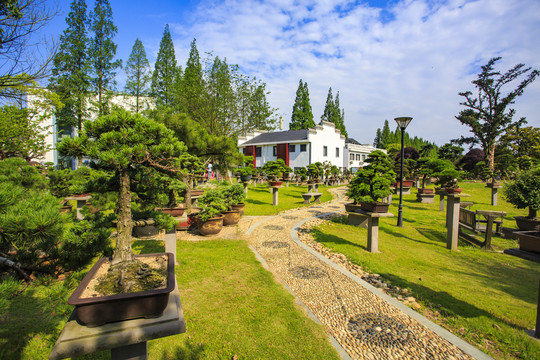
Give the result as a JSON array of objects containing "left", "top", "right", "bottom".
[
  {"left": 124, "top": 38, "right": 150, "bottom": 113},
  {"left": 89, "top": 0, "right": 121, "bottom": 116},
  {"left": 49, "top": 0, "right": 91, "bottom": 133},
  {"left": 151, "top": 24, "right": 177, "bottom": 106},
  {"left": 380, "top": 119, "right": 391, "bottom": 148},
  {"left": 290, "top": 79, "right": 314, "bottom": 130},
  {"left": 374, "top": 128, "right": 382, "bottom": 148}
]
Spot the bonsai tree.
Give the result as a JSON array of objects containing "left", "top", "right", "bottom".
[
  {"left": 433, "top": 161, "right": 463, "bottom": 189},
  {"left": 330, "top": 165, "right": 340, "bottom": 179},
  {"left": 503, "top": 167, "right": 540, "bottom": 220},
  {"left": 237, "top": 155, "right": 255, "bottom": 180},
  {"left": 197, "top": 188, "right": 227, "bottom": 222},
  {"left": 307, "top": 162, "right": 323, "bottom": 181},
  {"left": 223, "top": 184, "right": 245, "bottom": 209},
  {"left": 346, "top": 150, "right": 395, "bottom": 204},
  {"left": 294, "top": 167, "right": 307, "bottom": 182},
  {"left": 58, "top": 109, "right": 187, "bottom": 291},
  {"left": 262, "top": 159, "right": 290, "bottom": 181}
]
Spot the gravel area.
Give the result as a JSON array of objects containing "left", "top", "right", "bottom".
[{"left": 176, "top": 187, "right": 485, "bottom": 360}]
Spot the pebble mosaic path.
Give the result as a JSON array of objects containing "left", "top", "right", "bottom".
[{"left": 178, "top": 187, "right": 492, "bottom": 360}]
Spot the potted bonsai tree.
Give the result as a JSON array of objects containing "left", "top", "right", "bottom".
[
  {"left": 433, "top": 160, "right": 463, "bottom": 193},
  {"left": 346, "top": 150, "right": 395, "bottom": 213},
  {"left": 307, "top": 162, "right": 323, "bottom": 183},
  {"left": 223, "top": 183, "right": 246, "bottom": 216},
  {"left": 294, "top": 167, "right": 308, "bottom": 185},
  {"left": 196, "top": 188, "right": 227, "bottom": 235},
  {"left": 262, "top": 159, "right": 289, "bottom": 186},
  {"left": 237, "top": 155, "right": 255, "bottom": 183},
  {"left": 503, "top": 167, "right": 540, "bottom": 233},
  {"left": 57, "top": 109, "right": 184, "bottom": 327}
]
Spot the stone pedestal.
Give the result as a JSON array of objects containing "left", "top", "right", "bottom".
[
  {"left": 243, "top": 182, "right": 249, "bottom": 197},
  {"left": 302, "top": 193, "right": 312, "bottom": 204},
  {"left": 270, "top": 186, "right": 280, "bottom": 206},
  {"left": 346, "top": 210, "right": 394, "bottom": 253},
  {"left": 486, "top": 184, "right": 501, "bottom": 206},
  {"left": 64, "top": 195, "right": 92, "bottom": 220},
  {"left": 446, "top": 193, "right": 471, "bottom": 250},
  {"left": 416, "top": 193, "right": 435, "bottom": 203},
  {"left": 49, "top": 289, "right": 185, "bottom": 360},
  {"left": 165, "top": 229, "right": 178, "bottom": 265},
  {"left": 395, "top": 187, "right": 411, "bottom": 195}
]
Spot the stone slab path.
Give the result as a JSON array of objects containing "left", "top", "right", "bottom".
[{"left": 177, "top": 187, "right": 493, "bottom": 360}]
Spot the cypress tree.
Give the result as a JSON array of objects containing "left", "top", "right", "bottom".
[
  {"left": 321, "top": 87, "right": 335, "bottom": 123},
  {"left": 151, "top": 24, "right": 177, "bottom": 106},
  {"left": 89, "top": 0, "right": 121, "bottom": 116},
  {"left": 180, "top": 38, "right": 204, "bottom": 118},
  {"left": 381, "top": 119, "right": 391, "bottom": 148},
  {"left": 124, "top": 38, "right": 150, "bottom": 113},
  {"left": 374, "top": 128, "right": 382, "bottom": 148},
  {"left": 289, "top": 79, "right": 314, "bottom": 130},
  {"left": 334, "top": 91, "right": 347, "bottom": 137}
]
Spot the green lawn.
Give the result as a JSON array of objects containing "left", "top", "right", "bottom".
[
  {"left": 242, "top": 182, "right": 334, "bottom": 216},
  {"left": 310, "top": 181, "right": 540, "bottom": 359},
  {"left": 0, "top": 239, "right": 340, "bottom": 360}
]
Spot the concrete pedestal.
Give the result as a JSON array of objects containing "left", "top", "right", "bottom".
[
  {"left": 416, "top": 193, "right": 435, "bottom": 203},
  {"left": 270, "top": 186, "right": 280, "bottom": 206},
  {"left": 487, "top": 185, "right": 501, "bottom": 206},
  {"left": 165, "top": 229, "right": 178, "bottom": 265},
  {"left": 446, "top": 193, "right": 471, "bottom": 250},
  {"left": 49, "top": 289, "right": 185, "bottom": 360},
  {"left": 243, "top": 182, "right": 249, "bottom": 197},
  {"left": 346, "top": 210, "right": 394, "bottom": 253},
  {"left": 64, "top": 195, "right": 92, "bottom": 220}
]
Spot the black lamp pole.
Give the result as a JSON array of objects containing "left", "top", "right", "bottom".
[{"left": 395, "top": 117, "right": 412, "bottom": 227}]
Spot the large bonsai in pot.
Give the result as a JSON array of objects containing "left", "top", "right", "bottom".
[
  {"left": 433, "top": 160, "right": 463, "bottom": 193},
  {"left": 223, "top": 183, "right": 246, "bottom": 216},
  {"left": 58, "top": 109, "right": 186, "bottom": 326},
  {"left": 307, "top": 162, "right": 323, "bottom": 182},
  {"left": 503, "top": 167, "right": 540, "bottom": 231},
  {"left": 197, "top": 188, "right": 227, "bottom": 235},
  {"left": 237, "top": 155, "right": 255, "bottom": 182},
  {"left": 262, "top": 159, "right": 290, "bottom": 185},
  {"left": 346, "top": 150, "right": 395, "bottom": 213}
]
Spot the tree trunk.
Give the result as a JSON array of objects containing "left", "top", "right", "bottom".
[
  {"left": 184, "top": 178, "right": 192, "bottom": 213},
  {"left": 112, "top": 169, "right": 135, "bottom": 265},
  {"left": 486, "top": 144, "right": 496, "bottom": 173},
  {"left": 529, "top": 207, "right": 537, "bottom": 219}
]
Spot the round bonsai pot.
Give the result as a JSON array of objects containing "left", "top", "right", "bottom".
[
  {"left": 197, "top": 214, "right": 224, "bottom": 236},
  {"left": 514, "top": 216, "right": 540, "bottom": 231},
  {"left": 361, "top": 202, "right": 390, "bottom": 213},
  {"left": 222, "top": 210, "right": 241, "bottom": 226},
  {"left": 445, "top": 188, "right": 462, "bottom": 194},
  {"left": 157, "top": 204, "right": 185, "bottom": 217},
  {"left": 231, "top": 203, "right": 245, "bottom": 216},
  {"left": 268, "top": 180, "right": 283, "bottom": 187},
  {"left": 240, "top": 174, "right": 252, "bottom": 182},
  {"left": 418, "top": 188, "right": 434, "bottom": 194}
]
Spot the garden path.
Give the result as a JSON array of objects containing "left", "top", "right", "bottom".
[{"left": 178, "top": 187, "right": 492, "bottom": 360}]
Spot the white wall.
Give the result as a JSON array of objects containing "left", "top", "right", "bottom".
[{"left": 308, "top": 121, "right": 345, "bottom": 168}]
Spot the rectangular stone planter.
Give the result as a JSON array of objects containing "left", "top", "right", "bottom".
[
  {"left": 516, "top": 231, "right": 540, "bottom": 254},
  {"left": 68, "top": 253, "right": 175, "bottom": 327}
]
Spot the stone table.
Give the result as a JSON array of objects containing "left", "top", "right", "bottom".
[
  {"left": 476, "top": 209, "right": 506, "bottom": 250},
  {"left": 49, "top": 288, "right": 185, "bottom": 360},
  {"left": 446, "top": 193, "right": 471, "bottom": 251},
  {"left": 64, "top": 195, "right": 92, "bottom": 220},
  {"left": 346, "top": 210, "right": 394, "bottom": 253}
]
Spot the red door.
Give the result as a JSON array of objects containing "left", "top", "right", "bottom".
[{"left": 276, "top": 143, "right": 289, "bottom": 166}]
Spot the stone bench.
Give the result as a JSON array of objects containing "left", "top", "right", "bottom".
[{"left": 301, "top": 193, "right": 322, "bottom": 204}]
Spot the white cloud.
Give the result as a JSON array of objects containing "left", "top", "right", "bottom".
[{"left": 170, "top": 0, "right": 540, "bottom": 145}]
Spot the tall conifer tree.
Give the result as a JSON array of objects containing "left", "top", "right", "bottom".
[
  {"left": 180, "top": 38, "right": 205, "bottom": 121},
  {"left": 321, "top": 87, "right": 335, "bottom": 123},
  {"left": 49, "top": 0, "right": 90, "bottom": 133},
  {"left": 89, "top": 0, "right": 121, "bottom": 116},
  {"left": 334, "top": 91, "right": 347, "bottom": 137},
  {"left": 124, "top": 38, "right": 150, "bottom": 113},
  {"left": 290, "top": 79, "right": 314, "bottom": 130},
  {"left": 151, "top": 24, "right": 177, "bottom": 106}
]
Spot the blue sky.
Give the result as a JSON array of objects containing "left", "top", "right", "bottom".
[{"left": 42, "top": 0, "right": 540, "bottom": 146}]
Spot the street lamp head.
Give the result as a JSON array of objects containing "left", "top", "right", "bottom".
[{"left": 394, "top": 117, "right": 413, "bottom": 130}]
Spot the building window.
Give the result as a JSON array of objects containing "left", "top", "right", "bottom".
[
  {"left": 300, "top": 144, "right": 307, "bottom": 152},
  {"left": 289, "top": 144, "right": 296, "bottom": 152},
  {"left": 273, "top": 146, "right": 277, "bottom": 156},
  {"left": 323, "top": 146, "right": 328, "bottom": 156},
  {"left": 362, "top": 154, "right": 366, "bottom": 161},
  {"left": 356, "top": 154, "right": 361, "bottom": 161},
  {"left": 336, "top": 147, "right": 339, "bottom": 157},
  {"left": 255, "top": 147, "right": 262, "bottom": 157},
  {"left": 350, "top": 154, "right": 354, "bottom": 160}
]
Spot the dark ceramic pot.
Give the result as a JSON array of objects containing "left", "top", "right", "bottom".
[
  {"left": 240, "top": 174, "right": 252, "bottom": 182},
  {"left": 361, "top": 202, "right": 390, "bottom": 213},
  {"left": 68, "top": 253, "right": 175, "bottom": 327},
  {"left": 344, "top": 203, "right": 363, "bottom": 212},
  {"left": 197, "top": 214, "right": 224, "bottom": 236},
  {"left": 514, "top": 216, "right": 540, "bottom": 231},
  {"left": 418, "top": 188, "right": 434, "bottom": 194},
  {"left": 445, "top": 188, "right": 462, "bottom": 194},
  {"left": 157, "top": 204, "right": 185, "bottom": 217}
]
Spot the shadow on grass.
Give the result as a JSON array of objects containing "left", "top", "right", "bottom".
[
  {"left": 311, "top": 228, "right": 367, "bottom": 251},
  {"left": 132, "top": 239, "right": 164, "bottom": 254},
  {"left": 379, "top": 273, "right": 530, "bottom": 331}
]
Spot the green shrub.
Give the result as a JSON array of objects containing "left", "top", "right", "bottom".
[
  {"left": 346, "top": 150, "right": 395, "bottom": 204},
  {"left": 503, "top": 167, "right": 540, "bottom": 219}
]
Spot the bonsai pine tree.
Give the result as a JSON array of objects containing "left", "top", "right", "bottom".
[
  {"left": 307, "top": 162, "right": 323, "bottom": 181},
  {"left": 346, "top": 150, "right": 395, "bottom": 204},
  {"left": 58, "top": 109, "right": 187, "bottom": 269},
  {"left": 262, "top": 159, "right": 290, "bottom": 180},
  {"left": 503, "top": 167, "right": 540, "bottom": 219}
]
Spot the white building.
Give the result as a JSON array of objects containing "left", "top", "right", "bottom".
[
  {"left": 237, "top": 121, "right": 384, "bottom": 172},
  {"left": 27, "top": 93, "right": 154, "bottom": 168}
]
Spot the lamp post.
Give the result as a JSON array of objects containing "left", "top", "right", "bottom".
[{"left": 395, "top": 117, "right": 413, "bottom": 227}]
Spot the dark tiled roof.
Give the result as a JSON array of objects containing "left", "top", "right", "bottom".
[
  {"left": 241, "top": 129, "right": 309, "bottom": 145},
  {"left": 346, "top": 138, "right": 361, "bottom": 145}
]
